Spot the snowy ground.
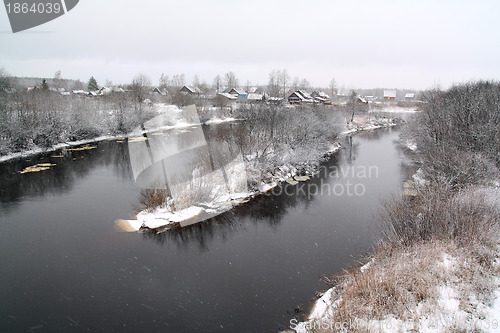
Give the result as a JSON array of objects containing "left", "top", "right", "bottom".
[
  {"left": 342, "top": 116, "right": 397, "bottom": 135},
  {"left": 369, "top": 106, "right": 419, "bottom": 114},
  {"left": 205, "top": 116, "right": 238, "bottom": 124},
  {"left": 0, "top": 104, "right": 238, "bottom": 163},
  {"left": 293, "top": 252, "right": 500, "bottom": 333},
  {"left": 289, "top": 180, "right": 500, "bottom": 333}
]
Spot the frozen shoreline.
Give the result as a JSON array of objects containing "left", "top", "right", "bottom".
[
  {"left": 120, "top": 115, "right": 398, "bottom": 233},
  {"left": 0, "top": 114, "right": 239, "bottom": 163},
  {"left": 288, "top": 142, "right": 500, "bottom": 333}
]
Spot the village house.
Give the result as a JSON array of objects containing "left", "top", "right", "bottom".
[
  {"left": 213, "top": 92, "right": 238, "bottom": 107},
  {"left": 405, "top": 93, "right": 415, "bottom": 100},
  {"left": 263, "top": 94, "right": 284, "bottom": 104},
  {"left": 246, "top": 93, "right": 264, "bottom": 103},
  {"left": 152, "top": 87, "right": 167, "bottom": 96},
  {"left": 288, "top": 90, "right": 314, "bottom": 104},
  {"left": 311, "top": 91, "right": 332, "bottom": 105},
  {"left": 384, "top": 89, "right": 397, "bottom": 100},
  {"left": 98, "top": 86, "right": 112, "bottom": 95},
  {"left": 179, "top": 85, "right": 203, "bottom": 95},
  {"left": 227, "top": 88, "right": 247, "bottom": 101}
]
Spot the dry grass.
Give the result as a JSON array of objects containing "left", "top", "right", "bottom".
[
  {"left": 136, "top": 188, "right": 170, "bottom": 213},
  {"left": 134, "top": 174, "right": 220, "bottom": 214},
  {"left": 307, "top": 239, "right": 499, "bottom": 333},
  {"left": 301, "top": 183, "right": 500, "bottom": 333},
  {"left": 379, "top": 183, "right": 500, "bottom": 247},
  {"left": 333, "top": 242, "right": 447, "bottom": 322},
  {"left": 170, "top": 172, "right": 225, "bottom": 210}
]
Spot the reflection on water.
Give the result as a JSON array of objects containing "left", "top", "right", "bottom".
[
  {"left": 140, "top": 154, "right": 343, "bottom": 251},
  {"left": 0, "top": 125, "right": 406, "bottom": 333},
  {"left": 0, "top": 140, "right": 132, "bottom": 214}
]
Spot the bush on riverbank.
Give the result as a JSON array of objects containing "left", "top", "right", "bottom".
[
  {"left": 0, "top": 90, "right": 155, "bottom": 156},
  {"left": 380, "top": 184, "right": 500, "bottom": 247},
  {"left": 299, "top": 183, "right": 500, "bottom": 332},
  {"left": 411, "top": 81, "right": 500, "bottom": 188},
  {"left": 235, "top": 104, "right": 343, "bottom": 189},
  {"left": 297, "top": 81, "right": 500, "bottom": 332},
  {"left": 309, "top": 237, "right": 499, "bottom": 332}
]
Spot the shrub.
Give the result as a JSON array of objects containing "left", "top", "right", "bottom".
[
  {"left": 414, "top": 81, "right": 500, "bottom": 168},
  {"left": 136, "top": 188, "right": 170, "bottom": 213},
  {"left": 379, "top": 184, "right": 500, "bottom": 247}
]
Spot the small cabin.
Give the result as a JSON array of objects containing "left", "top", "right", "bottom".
[
  {"left": 405, "top": 93, "right": 415, "bottom": 100},
  {"left": 153, "top": 87, "right": 167, "bottom": 96},
  {"left": 384, "top": 90, "right": 397, "bottom": 100},
  {"left": 288, "top": 90, "right": 314, "bottom": 104},
  {"left": 311, "top": 91, "right": 331, "bottom": 105},
  {"left": 180, "top": 86, "right": 203, "bottom": 95},
  {"left": 227, "top": 88, "right": 247, "bottom": 101}
]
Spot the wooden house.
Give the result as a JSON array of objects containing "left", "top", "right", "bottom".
[
  {"left": 288, "top": 90, "right": 314, "bottom": 104},
  {"left": 180, "top": 85, "right": 203, "bottom": 95},
  {"left": 384, "top": 90, "right": 397, "bottom": 100},
  {"left": 227, "top": 88, "right": 247, "bottom": 101},
  {"left": 311, "top": 91, "right": 331, "bottom": 105},
  {"left": 153, "top": 87, "right": 167, "bottom": 96}
]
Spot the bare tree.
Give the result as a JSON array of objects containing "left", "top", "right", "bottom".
[
  {"left": 159, "top": 73, "right": 170, "bottom": 90},
  {"left": 299, "top": 78, "right": 310, "bottom": 90},
  {"left": 278, "top": 69, "right": 290, "bottom": 99},
  {"left": 53, "top": 70, "right": 63, "bottom": 90},
  {"left": 171, "top": 74, "right": 185, "bottom": 89},
  {"left": 245, "top": 80, "right": 251, "bottom": 93},
  {"left": 347, "top": 90, "right": 358, "bottom": 122},
  {"left": 292, "top": 76, "right": 300, "bottom": 91},
  {"left": 412, "top": 81, "right": 500, "bottom": 187},
  {"left": 329, "top": 78, "right": 337, "bottom": 98},
  {"left": 268, "top": 70, "right": 280, "bottom": 97},
  {"left": 213, "top": 94, "right": 228, "bottom": 110},
  {"left": 192, "top": 75, "right": 200, "bottom": 88},
  {"left": 198, "top": 79, "right": 209, "bottom": 95},
  {"left": 224, "top": 71, "right": 239, "bottom": 90},
  {"left": 213, "top": 74, "right": 222, "bottom": 93},
  {"left": 0, "top": 67, "right": 12, "bottom": 93},
  {"left": 71, "top": 80, "right": 85, "bottom": 90},
  {"left": 130, "top": 73, "right": 152, "bottom": 103}
]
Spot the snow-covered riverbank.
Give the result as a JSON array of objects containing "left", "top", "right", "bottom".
[
  {"left": 118, "top": 113, "right": 399, "bottom": 233},
  {"left": 292, "top": 229, "right": 500, "bottom": 333},
  {"left": 289, "top": 156, "right": 500, "bottom": 333},
  {"left": 0, "top": 104, "right": 240, "bottom": 163}
]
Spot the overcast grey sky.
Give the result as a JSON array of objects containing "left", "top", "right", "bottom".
[{"left": 1, "top": 0, "right": 499, "bottom": 90}]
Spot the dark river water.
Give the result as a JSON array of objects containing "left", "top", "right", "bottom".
[{"left": 0, "top": 125, "right": 408, "bottom": 332}]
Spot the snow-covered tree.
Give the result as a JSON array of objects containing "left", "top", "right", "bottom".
[
  {"left": 224, "top": 71, "right": 239, "bottom": 90},
  {"left": 87, "top": 76, "right": 98, "bottom": 91},
  {"left": 41, "top": 79, "right": 49, "bottom": 90},
  {"left": 213, "top": 74, "right": 222, "bottom": 93}
]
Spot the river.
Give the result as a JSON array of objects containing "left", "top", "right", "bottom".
[{"left": 0, "top": 125, "right": 409, "bottom": 332}]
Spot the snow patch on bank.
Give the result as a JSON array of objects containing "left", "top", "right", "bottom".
[
  {"left": 205, "top": 117, "right": 238, "bottom": 124},
  {"left": 0, "top": 134, "right": 128, "bottom": 163},
  {"left": 0, "top": 104, "right": 242, "bottom": 163},
  {"left": 372, "top": 107, "right": 419, "bottom": 113},
  {"left": 291, "top": 250, "right": 500, "bottom": 333},
  {"left": 342, "top": 117, "right": 397, "bottom": 136},
  {"left": 119, "top": 113, "right": 395, "bottom": 232}
]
